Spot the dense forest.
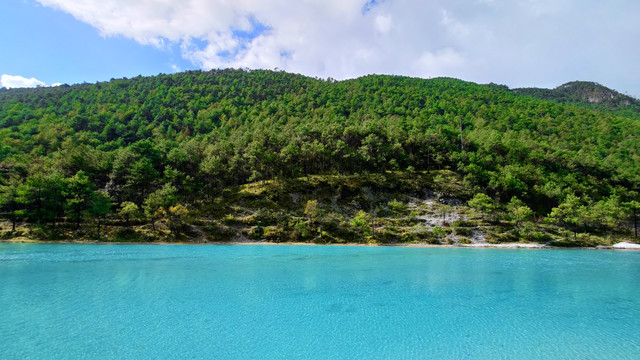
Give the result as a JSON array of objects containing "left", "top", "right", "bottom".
[
  {"left": 513, "top": 81, "right": 640, "bottom": 116},
  {"left": 0, "top": 69, "right": 639, "bottom": 245}
]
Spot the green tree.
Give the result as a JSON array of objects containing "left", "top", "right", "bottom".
[
  {"left": 168, "top": 204, "right": 189, "bottom": 236},
  {"left": 119, "top": 201, "right": 139, "bottom": 227},
  {"left": 350, "top": 210, "right": 372, "bottom": 239},
  {"left": 22, "top": 168, "right": 66, "bottom": 227},
  {"left": 64, "top": 170, "right": 94, "bottom": 229},
  {"left": 199, "top": 154, "right": 224, "bottom": 198},
  {"left": 304, "top": 199, "right": 322, "bottom": 240},
  {"left": 507, "top": 196, "right": 533, "bottom": 229},
  {"left": 304, "top": 200, "right": 319, "bottom": 223},
  {"left": 432, "top": 226, "right": 447, "bottom": 242},
  {"left": 0, "top": 175, "right": 23, "bottom": 232},
  {"left": 89, "top": 191, "right": 112, "bottom": 238},
  {"left": 143, "top": 184, "right": 177, "bottom": 230},
  {"left": 546, "top": 193, "right": 584, "bottom": 239},
  {"left": 623, "top": 200, "right": 640, "bottom": 238},
  {"left": 387, "top": 199, "right": 409, "bottom": 216},
  {"left": 590, "top": 195, "right": 620, "bottom": 233},
  {"left": 125, "top": 157, "right": 159, "bottom": 204},
  {"left": 468, "top": 193, "right": 495, "bottom": 221},
  {"left": 32, "top": 169, "right": 67, "bottom": 228},
  {"left": 293, "top": 219, "right": 311, "bottom": 239}
]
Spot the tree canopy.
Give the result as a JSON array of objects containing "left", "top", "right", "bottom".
[{"left": 1, "top": 68, "right": 639, "bottom": 242}]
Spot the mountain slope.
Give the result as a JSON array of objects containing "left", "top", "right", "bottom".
[
  {"left": 513, "top": 81, "right": 640, "bottom": 113},
  {"left": 1, "top": 69, "right": 639, "bottom": 244}
]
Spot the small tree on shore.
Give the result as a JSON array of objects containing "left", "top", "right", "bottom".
[
  {"left": 143, "top": 184, "right": 177, "bottom": 231},
  {"left": 623, "top": 200, "right": 640, "bottom": 238},
  {"left": 304, "top": 199, "right": 322, "bottom": 240},
  {"left": 304, "top": 200, "right": 319, "bottom": 223},
  {"left": 119, "top": 202, "right": 139, "bottom": 227},
  {"left": 168, "top": 204, "right": 189, "bottom": 236},
  {"left": 350, "top": 210, "right": 372, "bottom": 240},
  {"left": 432, "top": 226, "right": 447, "bottom": 242},
  {"left": 65, "top": 171, "right": 94, "bottom": 230},
  {"left": 0, "top": 175, "right": 23, "bottom": 232},
  {"left": 507, "top": 196, "right": 533, "bottom": 229},
  {"left": 468, "top": 193, "right": 495, "bottom": 221},
  {"left": 89, "top": 191, "right": 112, "bottom": 238},
  {"left": 546, "top": 193, "right": 583, "bottom": 240}
]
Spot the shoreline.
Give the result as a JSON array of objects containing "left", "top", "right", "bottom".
[{"left": 2, "top": 238, "right": 639, "bottom": 250}]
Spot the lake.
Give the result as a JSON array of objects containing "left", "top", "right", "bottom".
[{"left": 1, "top": 243, "right": 639, "bottom": 359}]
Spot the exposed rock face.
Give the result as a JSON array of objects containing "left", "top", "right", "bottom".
[{"left": 513, "top": 81, "right": 639, "bottom": 110}]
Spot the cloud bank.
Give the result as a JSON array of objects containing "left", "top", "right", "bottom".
[
  {"left": 33, "top": 0, "right": 640, "bottom": 94},
  {"left": 1, "top": 74, "right": 47, "bottom": 89}
]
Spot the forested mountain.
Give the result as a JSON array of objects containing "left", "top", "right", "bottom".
[
  {"left": 1, "top": 69, "right": 639, "bottom": 245},
  {"left": 513, "top": 81, "right": 640, "bottom": 114}
]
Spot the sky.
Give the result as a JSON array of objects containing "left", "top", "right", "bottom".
[{"left": 1, "top": 0, "right": 639, "bottom": 98}]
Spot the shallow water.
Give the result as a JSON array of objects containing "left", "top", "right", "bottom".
[{"left": 1, "top": 244, "right": 639, "bottom": 359}]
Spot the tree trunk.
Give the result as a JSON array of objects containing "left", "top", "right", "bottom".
[{"left": 97, "top": 217, "right": 101, "bottom": 238}]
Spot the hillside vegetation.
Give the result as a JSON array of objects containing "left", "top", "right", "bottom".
[
  {"left": 514, "top": 81, "right": 640, "bottom": 115},
  {"left": 0, "top": 69, "right": 639, "bottom": 246}
]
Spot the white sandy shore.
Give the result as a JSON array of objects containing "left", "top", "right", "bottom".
[
  {"left": 3, "top": 238, "right": 639, "bottom": 250},
  {"left": 461, "top": 243, "right": 547, "bottom": 249},
  {"left": 611, "top": 242, "right": 640, "bottom": 249}
]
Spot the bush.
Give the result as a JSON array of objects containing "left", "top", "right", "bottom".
[
  {"left": 549, "top": 238, "right": 597, "bottom": 248},
  {"left": 293, "top": 220, "right": 311, "bottom": 238},
  {"left": 521, "top": 230, "right": 552, "bottom": 243},
  {"left": 432, "top": 226, "right": 447, "bottom": 240},
  {"left": 205, "top": 222, "right": 235, "bottom": 241},
  {"left": 388, "top": 199, "right": 409, "bottom": 216},
  {"left": 452, "top": 219, "right": 479, "bottom": 227},
  {"left": 454, "top": 227, "right": 473, "bottom": 236},
  {"left": 350, "top": 210, "right": 372, "bottom": 237},
  {"left": 457, "top": 237, "right": 471, "bottom": 244},
  {"left": 262, "top": 226, "right": 285, "bottom": 242},
  {"left": 222, "top": 214, "right": 238, "bottom": 225},
  {"left": 114, "top": 228, "right": 143, "bottom": 242}
]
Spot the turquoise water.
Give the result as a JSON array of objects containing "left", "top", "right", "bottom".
[{"left": 1, "top": 244, "right": 639, "bottom": 359}]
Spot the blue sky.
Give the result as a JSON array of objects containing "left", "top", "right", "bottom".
[
  {"left": 1, "top": 0, "right": 639, "bottom": 98},
  {"left": 0, "top": 0, "right": 191, "bottom": 86}
]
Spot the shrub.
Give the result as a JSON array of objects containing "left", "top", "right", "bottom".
[
  {"left": 454, "top": 227, "right": 473, "bottom": 236},
  {"left": 457, "top": 237, "right": 471, "bottom": 244},
  {"left": 294, "top": 220, "right": 311, "bottom": 238},
  {"left": 432, "top": 226, "right": 447, "bottom": 240},
  {"left": 350, "top": 210, "right": 373, "bottom": 238},
  {"left": 521, "top": 230, "right": 552, "bottom": 243},
  {"left": 388, "top": 199, "right": 409, "bottom": 216}
]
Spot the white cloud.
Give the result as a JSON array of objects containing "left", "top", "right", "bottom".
[
  {"left": 440, "top": 10, "right": 470, "bottom": 38},
  {"left": 375, "top": 15, "right": 392, "bottom": 34},
  {"left": 32, "top": 0, "right": 640, "bottom": 95},
  {"left": 1, "top": 74, "right": 47, "bottom": 89},
  {"left": 33, "top": 0, "right": 470, "bottom": 79},
  {"left": 414, "top": 48, "right": 465, "bottom": 77}
]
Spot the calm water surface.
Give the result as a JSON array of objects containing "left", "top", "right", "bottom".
[{"left": 1, "top": 243, "right": 639, "bottom": 359}]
